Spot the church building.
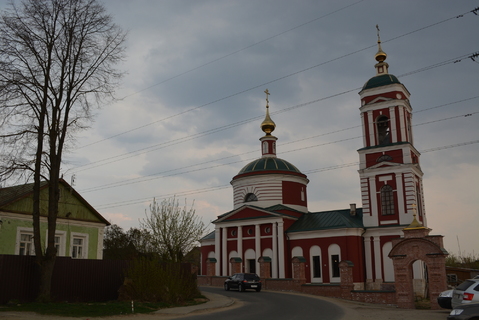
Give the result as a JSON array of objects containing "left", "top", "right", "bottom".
[{"left": 200, "top": 35, "right": 427, "bottom": 290}]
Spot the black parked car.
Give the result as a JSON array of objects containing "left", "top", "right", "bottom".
[{"left": 224, "top": 273, "right": 262, "bottom": 292}]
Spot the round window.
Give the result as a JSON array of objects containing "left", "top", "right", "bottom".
[
  {"left": 231, "top": 229, "right": 237, "bottom": 236},
  {"left": 265, "top": 227, "right": 271, "bottom": 234},
  {"left": 247, "top": 228, "right": 253, "bottom": 235}
]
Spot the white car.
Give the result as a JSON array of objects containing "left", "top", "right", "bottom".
[{"left": 451, "top": 279, "right": 479, "bottom": 308}]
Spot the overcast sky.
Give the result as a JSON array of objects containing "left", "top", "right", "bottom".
[{"left": 3, "top": 0, "right": 479, "bottom": 256}]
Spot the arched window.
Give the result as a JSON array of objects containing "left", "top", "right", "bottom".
[
  {"left": 380, "top": 185, "right": 395, "bottom": 215},
  {"left": 376, "top": 115, "right": 391, "bottom": 145},
  {"left": 262, "top": 141, "right": 268, "bottom": 154},
  {"left": 244, "top": 193, "right": 258, "bottom": 202}
]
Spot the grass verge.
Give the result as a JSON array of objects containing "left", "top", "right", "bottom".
[{"left": 0, "top": 296, "right": 208, "bottom": 318}]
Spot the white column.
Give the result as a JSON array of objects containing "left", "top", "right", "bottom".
[
  {"left": 396, "top": 172, "right": 406, "bottom": 224},
  {"left": 255, "top": 224, "right": 261, "bottom": 274},
  {"left": 389, "top": 106, "right": 397, "bottom": 143},
  {"left": 369, "top": 177, "right": 378, "bottom": 226},
  {"left": 368, "top": 111, "right": 375, "bottom": 146},
  {"left": 364, "top": 236, "right": 373, "bottom": 280},
  {"left": 278, "top": 221, "right": 285, "bottom": 278},
  {"left": 272, "top": 222, "right": 278, "bottom": 278},
  {"left": 222, "top": 227, "right": 227, "bottom": 276},
  {"left": 237, "top": 226, "right": 243, "bottom": 272},
  {"left": 373, "top": 236, "right": 382, "bottom": 281},
  {"left": 361, "top": 112, "right": 367, "bottom": 147},
  {"left": 215, "top": 227, "right": 221, "bottom": 276}
]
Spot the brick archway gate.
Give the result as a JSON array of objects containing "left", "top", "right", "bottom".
[{"left": 389, "top": 217, "right": 448, "bottom": 309}]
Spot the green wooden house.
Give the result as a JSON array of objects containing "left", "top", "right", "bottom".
[{"left": 0, "top": 179, "right": 110, "bottom": 259}]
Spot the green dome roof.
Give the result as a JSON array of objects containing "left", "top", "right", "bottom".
[
  {"left": 237, "top": 157, "right": 303, "bottom": 176},
  {"left": 362, "top": 74, "right": 400, "bottom": 90}
]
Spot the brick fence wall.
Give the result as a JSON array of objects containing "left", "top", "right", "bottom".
[{"left": 197, "top": 260, "right": 396, "bottom": 306}]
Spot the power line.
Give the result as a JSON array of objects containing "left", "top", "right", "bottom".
[
  {"left": 76, "top": 8, "right": 477, "bottom": 150},
  {"left": 70, "top": 52, "right": 479, "bottom": 174},
  {"left": 80, "top": 109, "right": 478, "bottom": 194},
  {"left": 93, "top": 139, "right": 479, "bottom": 210},
  {"left": 78, "top": 0, "right": 367, "bottom": 150}
]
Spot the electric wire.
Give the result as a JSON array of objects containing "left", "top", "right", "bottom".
[
  {"left": 93, "top": 139, "right": 479, "bottom": 210},
  {"left": 70, "top": 52, "right": 479, "bottom": 174},
  {"left": 76, "top": 8, "right": 477, "bottom": 150}
]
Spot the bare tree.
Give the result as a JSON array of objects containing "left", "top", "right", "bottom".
[
  {"left": 0, "top": 0, "right": 126, "bottom": 300},
  {"left": 141, "top": 197, "right": 206, "bottom": 263}
]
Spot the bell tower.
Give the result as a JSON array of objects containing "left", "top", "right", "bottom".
[{"left": 357, "top": 27, "right": 426, "bottom": 229}]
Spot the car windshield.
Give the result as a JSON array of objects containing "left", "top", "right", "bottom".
[
  {"left": 456, "top": 280, "right": 474, "bottom": 291},
  {"left": 244, "top": 274, "right": 259, "bottom": 281}
]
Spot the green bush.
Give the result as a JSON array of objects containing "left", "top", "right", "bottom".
[{"left": 123, "top": 257, "right": 200, "bottom": 304}]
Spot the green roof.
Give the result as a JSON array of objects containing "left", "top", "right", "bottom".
[
  {"left": 236, "top": 157, "right": 304, "bottom": 176},
  {"left": 287, "top": 208, "right": 363, "bottom": 233},
  {"left": 362, "top": 74, "right": 401, "bottom": 90},
  {"left": 201, "top": 231, "right": 215, "bottom": 241}
]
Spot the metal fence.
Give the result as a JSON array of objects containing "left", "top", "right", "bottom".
[{"left": 0, "top": 255, "right": 128, "bottom": 304}]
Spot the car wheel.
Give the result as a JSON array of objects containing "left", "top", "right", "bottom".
[
  {"left": 239, "top": 284, "right": 244, "bottom": 292},
  {"left": 224, "top": 283, "right": 229, "bottom": 291}
]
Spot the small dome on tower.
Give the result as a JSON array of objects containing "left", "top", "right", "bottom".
[{"left": 261, "top": 89, "right": 276, "bottom": 135}]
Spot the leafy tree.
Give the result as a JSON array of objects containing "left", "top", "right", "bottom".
[
  {"left": 140, "top": 197, "right": 206, "bottom": 263},
  {"left": 103, "top": 224, "right": 154, "bottom": 260},
  {"left": 0, "top": 0, "right": 126, "bottom": 300}
]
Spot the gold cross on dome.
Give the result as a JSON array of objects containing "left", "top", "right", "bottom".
[
  {"left": 264, "top": 89, "right": 270, "bottom": 106},
  {"left": 376, "top": 24, "right": 381, "bottom": 42}
]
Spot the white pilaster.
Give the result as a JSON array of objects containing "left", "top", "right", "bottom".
[
  {"left": 389, "top": 106, "right": 397, "bottom": 143},
  {"left": 373, "top": 237, "right": 382, "bottom": 281},
  {"left": 272, "top": 222, "right": 278, "bottom": 278},
  {"left": 364, "top": 237, "right": 373, "bottom": 280},
  {"left": 215, "top": 227, "right": 221, "bottom": 276},
  {"left": 222, "top": 227, "right": 227, "bottom": 276},
  {"left": 237, "top": 226, "right": 243, "bottom": 272},
  {"left": 368, "top": 111, "right": 375, "bottom": 146},
  {"left": 368, "top": 177, "right": 378, "bottom": 227},
  {"left": 255, "top": 224, "right": 261, "bottom": 274},
  {"left": 396, "top": 172, "right": 406, "bottom": 224},
  {"left": 278, "top": 221, "right": 285, "bottom": 278}
]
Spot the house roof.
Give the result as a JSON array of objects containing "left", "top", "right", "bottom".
[
  {"left": 287, "top": 208, "right": 364, "bottom": 233},
  {"left": 0, "top": 179, "right": 110, "bottom": 225}
]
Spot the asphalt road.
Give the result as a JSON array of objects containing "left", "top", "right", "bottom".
[{"left": 183, "top": 286, "right": 345, "bottom": 320}]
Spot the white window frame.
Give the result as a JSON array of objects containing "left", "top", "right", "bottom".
[
  {"left": 16, "top": 227, "right": 35, "bottom": 256},
  {"left": 70, "top": 232, "right": 89, "bottom": 259},
  {"left": 45, "top": 230, "right": 67, "bottom": 257}
]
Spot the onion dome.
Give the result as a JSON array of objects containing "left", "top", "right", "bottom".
[
  {"left": 362, "top": 25, "right": 402, "bottom": 90},
  {"left": 261, "top": 89, "right": 276, "bottom": 135}
]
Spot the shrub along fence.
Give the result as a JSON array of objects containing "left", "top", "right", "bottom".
[{"left": 0, "top": 255, "right": 195, "bottom": 304}]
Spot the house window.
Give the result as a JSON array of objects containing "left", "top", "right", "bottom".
[
  {"left": 46, "top": 230, "right": 66, "bottom": 256},
  {"left": 19, "top": 233, "right": 34, "bottom": 256},
  {"left": 313, "top": 256, "right": 321, "bottom": 278},
  {"left": 262, "top": 141, "right": 268, "bottom": 154},
  {"left": 376, "top": 115, "right": 390, "bottom": 145},
  {"left": 381, "top": 185, "right": 395, "bottom": 215},
  {"left": 71, "top": 233, "right": 88, "bottom": 259}
]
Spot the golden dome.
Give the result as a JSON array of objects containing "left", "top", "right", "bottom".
[
  {"left": 261, "top": 89, "right": 276, "bottom": 135},
  {"left": 375, "top": 25, "right": 387, "bottom": 62}
]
